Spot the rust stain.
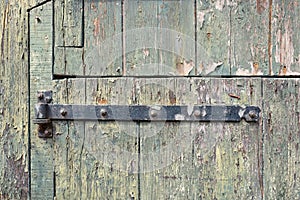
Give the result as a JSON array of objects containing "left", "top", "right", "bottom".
[
  {"left": 279, "top": 65, "right": 287, "bottom": 75},
  {"left": 93, "top": 17, "right": 100, "bottom": 37},
  {"left": 256, "top": 0, "right": 268, "bottom": 14},
  {"left": 228, "top": 93, "right": 241, "bottom": 100},
  {"left": 168, "top": 90, "right": 176, "bottom": 105},
  {"left": 253, "top": 62, "right": 259, "bottom": 74},
  {"left": 96, "top": 97, "right": 108, "bottom": 104},
  {"left": 206, "top": 32, "right": 211, "bottom": 40}
]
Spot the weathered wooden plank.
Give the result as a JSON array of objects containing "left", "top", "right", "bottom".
[
  {"left": 124, "top": 1, "right": 194, "bottom": 76},
  {"left": 64, "top": 78, "right": 86, "bottom": 199},
  {"left": 231, "top": 0, "right": 269, "bottom": 75},
  {"left": 190, "top": 78, "right": 262, "bottom": 199},
  {"left": 84, "top": 78, "right": 138, "bottom": 199},
  {"left": 54, "top": 0, "right": 83, "bottom": 47},
  {"left": 52, "top": 79, "right": 69, "bottom": 199},
  {"left": 29, "top": 2, "right": 54, "bottom": 199},
  {"left": 138, "top": 78, "right": 262, "bottom": 198},
  {"left": 123, "top": 0, "right": 159, "bottom": 76},
  {"left": 137, "top": 78, "right": 193, "bottom": 198},
  {"left": 263, "top": 79, "right": 300, "bottom": 199},
  {"left": 196, "top": 0, "right": 230, "bottom": 75},
  {"left": 84, "top": 0, "right": 122, "bottom": 76},
  {"left": 54, "top": 78, "right": 139, "bottom": 199},
  {"left": 271, "top": 1, "right": 300, "bottom": 75}
]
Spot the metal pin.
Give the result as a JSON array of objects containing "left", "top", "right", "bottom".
[
  {"left": 193, "top": 109, "right": 201, "bottom": 117},
  {"left": 248, "top": 110, "right": 257, "bottom": 119},
  {"left": 150, "top": 109, "right": 158, "bottom": 118},
  {"left": 100, "top": 108, "right": 108, "bottom": 117},
  {"left": 60, "top": 109, "right": 67, "bottom": 116}
]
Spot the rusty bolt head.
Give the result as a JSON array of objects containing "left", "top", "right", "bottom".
[
  {"left": 60, "top": 109, "right": 67, "bottom": 116},
  {"left": 193, "top": 109, "right": 201, "bottom": 117},
  {"left": 150, "top": 109, "right": 158, "bottom": 118},
  {"left": 248, "top": 110, "right": 257, "bottom": 119},
  {"left": 44, "top": 130, "right": 52, "bottom": 136},
  {"left": 45, "top": 96, "right": 52, "bottom": 103},
  {"left": 100, "top": 108, "right": 108, "bottom": 117},
  {"left": 37, "top": 93, "right": 44, "bottom": 100}
]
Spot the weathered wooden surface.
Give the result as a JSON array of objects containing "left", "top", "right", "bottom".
[
  {"left": 137, "top": 78, "right": 262, "bottom": 199},
  {"left": 124, "top": 0, "right": 194, "bottom": 76},
  {"left": 263, "top": 79, "right": 300, "bottom": 199},
  {"left": 28, "top": 2, "right": 54, "bottom": 199},
  {"left": 0, "top": 0, "right": 42, "bottom": 198},
  {"left": 54, "top": 0, "right": 122, "bottom": 76},
  {"left": 53, "top": 78, "right": 139, "bottom": 199},
  {"left": 2, "top": 0, "right": 300, "bottom": 199}
]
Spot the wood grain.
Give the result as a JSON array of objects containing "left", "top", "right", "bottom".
[
  {"left": 29, "top": 2, "right": 54, "bottom": 199},
  {"left": 271, "top": 1, "right": 300, "bottom": 75},
  {"left": 124, "top": 1, "right": 194, "bottom": 76},
  {"left": 263, "top": 79, "right": 300, "bottom": 199}
]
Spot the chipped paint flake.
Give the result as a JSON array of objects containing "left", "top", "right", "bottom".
[{"left": 215, "top": 0, "right": 225, "bottom": 11}]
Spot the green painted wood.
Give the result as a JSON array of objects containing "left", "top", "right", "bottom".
[
  {"left": 137, "top": 78, "right": 262, "bottom": 199},
  {"left": 137, "top": 78, "right": 192, "bottom": 198},
  {"left": 85, "top": 78, "right": 138, "bottom": 198},
  {"left": 230, "top": 1, "right": 269, "bottom": 75},
  {"left": 196, "top": 0, "right": 230, "bottom": 75},
  {"left": 53, "top": 78, "right": 139, "bottom": 199},
  {"left": 54, "top": 0, "right": 83, "bottom": 47},
  {"left": 263, "top": 79, "right": 300, "bottom": 199},
  {"left": 271, "top": 1, "right": 300, "bottom": 75},
  {"left": 4, "top": 0, "right": 300, "bottom": 199},
  {"left": 124, "top": 0, "right": 195, "bottom": 76},
  {"left": 29, "top": 2, "right": 54, "bottom": 199},
  {"left": 0, "top": 0, "right": 31, "bottom": 198},
  {"left": 84, "top": 0, "right": 122, "bottom": 76},
  {"left": 197, "top": 0, "right": 269, "bottom": 76},
  {"left": 52, "top": 79, "right": 69, "bottom": 199},
  {"left": 54, "top": 0, "right": 122, "bottom": 76}
]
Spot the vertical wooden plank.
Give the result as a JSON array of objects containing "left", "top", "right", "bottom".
[
  {"left": 84, "top": 0, "right": 122, "bottom": 76},
  {"left": 66, "top": 78, "right": 86, "bottom": 199},
  {"left": 54, "top": 0, "right": 83, "bottom": 47},
  {"left": 157, "top": 1, "right": 195, "bottom": 76},
  {"left": 272, "top": 1, "right": 300, "bottom": 75},
  {"left": 123, "top": 0, "right": 159, "bottom": 76},
  {"left": 231, "top": 0, "right": 269, "bottom": 75},
  {"left": 138, "top": 78, "right": 192, "bottom": 198},
  {"left": 55, "top": 78, "right": 138, "bottom": 199},
  {"left": 52, "top": 79, "right": 69, "bottom": 199},
  {"left": 196, "top": 0, "right": 230, "bottom": 75},
  {"left": 263, "top": 79, "right": 300, "bottom": 199},
  {"left": 190, "top": 78, "right": 262, "bottom": 199},
  {"left": 84, "top": 78, "right": 138, "bottom": 199},
  {"left": 0, "top": 0, "right": 31, "bottom": 198},
  {"left": 29, "top": 2, "right": 54, "bottom": 199},
  {"left": 124, "top": 1, "right": 194, "bottom": 76}
]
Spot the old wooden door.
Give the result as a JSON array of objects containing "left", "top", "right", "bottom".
[{"left": 28, "top": 0, "right": 268, "bottom": 199}]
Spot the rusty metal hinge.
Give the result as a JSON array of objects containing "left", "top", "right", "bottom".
[{"left": 33, "top": 91, "right": 261, "bottom": 138}]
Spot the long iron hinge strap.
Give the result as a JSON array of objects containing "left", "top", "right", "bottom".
[{"left": 35, "top": 104, "right": 260, "bottom": 123}]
